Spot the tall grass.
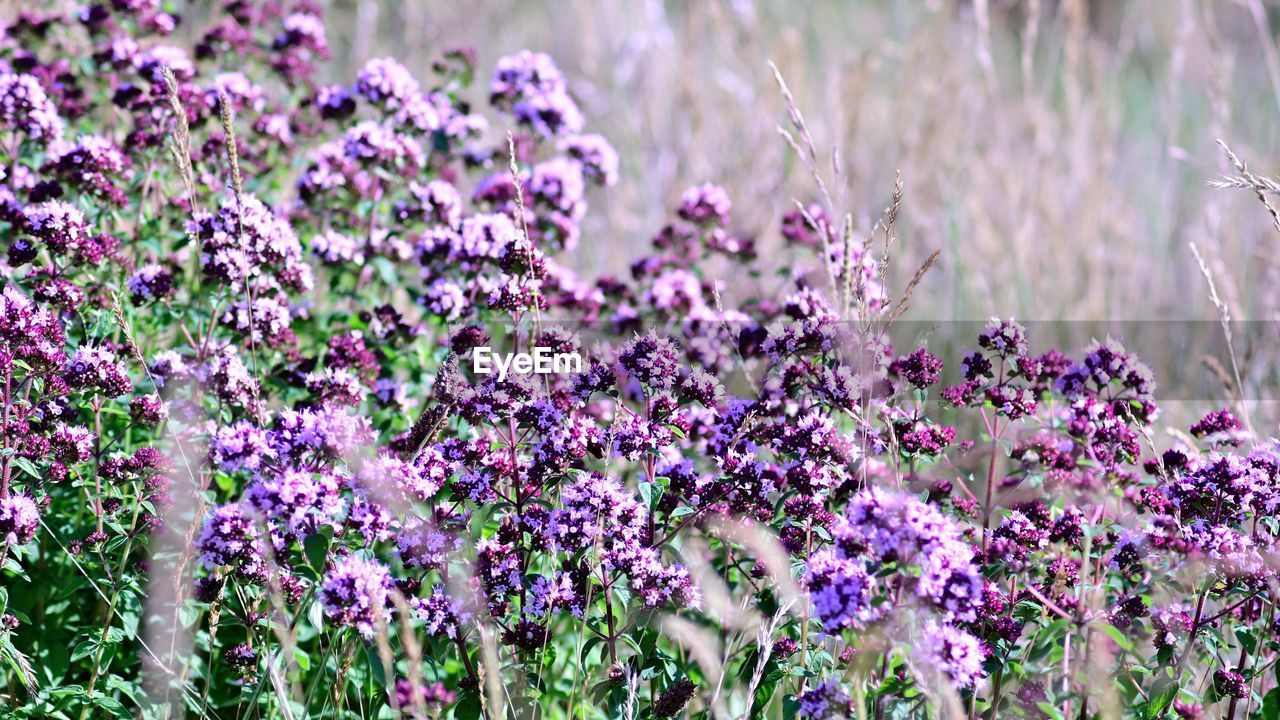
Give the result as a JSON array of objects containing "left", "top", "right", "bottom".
[{"left": 305, "top": 0, "right": 1280, "bottom": 325}]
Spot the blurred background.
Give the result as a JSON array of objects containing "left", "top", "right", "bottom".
[{"left": 306, "top": 0, "right": 1280, "bottom": 328}]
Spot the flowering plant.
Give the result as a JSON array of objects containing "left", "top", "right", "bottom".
[{"left": 0, "top": 3, "right": 1275, "bottom": 720}]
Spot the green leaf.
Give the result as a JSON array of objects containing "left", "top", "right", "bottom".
[
  {"left": 1097, "top": 623, "right": 1134, "bottom": 653},
  {"left": 364, "top": 645, "right": 387, "bottom": 690},
  {"left": 1144, "top": 677, "right": 1180, "bottom": 719},
  {"left": 303, "top": 530, "right": 332, "bottom": 572},
  {"left": 11, "top": 457, "right": 41, "bottom": 480},
  {"left": 92, "top": 694, "right": 131, "bottom": 719},
  {"left": 1036, "top": 702, "right": 1065, "bottom": 720},
  {"left": 1261, "top": 688, "right": 1280, "bottom": 720},
  {"left": 453, "top": 692, "right": 483, "bottom": 720},
  {"left": 71, "top": 639, "right": 100, "bottom": 664}
]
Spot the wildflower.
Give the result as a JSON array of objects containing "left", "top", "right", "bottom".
[
  {"left": 805, "top": 550, "right": 879, "bottom": 631},
  {"left": 190, "top": 193, "right": 309, "bottom": 292},
  {"left": 652, "top": 679, "right": 697, "bottom": 718},
  {"left": 0, "top": 495, "right": 39, "bottom": 545},
  {"left": 196, "top": 503, "right": 266, "bottom": 580},
  {"left": 275, "top": 11, "right": 330, "bottom": 57},
  {"left": 558, "top": 134, "right": 619, "bottom": 186},
  {"left": 1151, "top": 604, "right": 1193, "bottom": 649},
  {"left": 916, "top": 620, "right": 985, "bottom": 688},
  {"left": 223, "top": 643, "right": 257, "bottom": 675},
  {"left": 889, "top": 348, "right": 944, "bottom": 389},
  {"left": 50, "top": 424, "right": 94, "bottom": 463},
  {"left": 1189, "top": 408, "right": 1245, "bottom": 444},
  {"left": 64, "top": 346, "right": 132, "bottom": 397},
  {"left": 133, "top": 44, "right": 194, "bottom": 83},
  {"left": 677, "top": 183, "right": 731, "bottom": 226},
  {"left": 617, "top": 331, "right": 681, "bottom": 391},
  {"left": 1213, "top": 669, "right": 1248, "bottom": 699},
  {"left": 355, "top": 57, "right": 420, "bottom": 111},
  {"left": 43, "top": 134, "right": 131, "bottom": 204},
  {"left": 415, "top": 588, "right": 470, "bottom": 640},
  {"left": 395, "top": 517, "right": 462, "bottom": 570},
  {"left": 126, "top": 263, "right": 175, "bottom": 304},
  {"left": 271, "top": 405, "right": 375, "bottom": 462},
  {"left": 321, "top": 556, "right": 393, "bottom": 638},
  {"left": 490, "top": 50, "right": 583, "bottom": 136},
  {"left": 0, "top": 73, "right": 63, "bottom": 142},
  {"left": 22, "top": 200, "right": 90, "bottom": 255},
  {"left": 315, "top": 84, "right": 356, "bottom": 119},
  {"left": 781, "top": 204, "right": 828, "bottom": 248},
  {"left": 406, "top": 180, "right": 463, "bottom": 228},
  {"left": 130, "top": 394, "right": 168, "bottom": 427},
  {"left": 797, "top": 681, "right": 854, "bottom": 719},
  {"left": 246, "top": 467, "right": 344, "bottom": 536},
  {"left": 392, "top": 678, "right": 456, "bottom": 715}
]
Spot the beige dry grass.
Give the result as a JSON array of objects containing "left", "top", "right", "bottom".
[{"left": 313, "top": 0, "right": 1280, "bottom": 326}]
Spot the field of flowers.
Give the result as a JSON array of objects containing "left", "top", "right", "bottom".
[{"left": 0, "top": 1, "right": 1279, "bottom": 719}]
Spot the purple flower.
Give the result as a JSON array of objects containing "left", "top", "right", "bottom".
[
  {"left": 205, "top": 345, "right": 261, "bottom": 409},
  {"left": 805, "top": 550, "right": 879, "bottom": 631},
  {"left": 309, "top": 228, "right": 366, "bottom": 265},
  {"left": 315, "top": 84, "right": 356, "bottom": 119},
  {"left": 1167, "top": 453, "right": 1257, "bottom": 524},
  {"left": 797, "top": 681, "right": 854, "bottom": 719},
  {"left": 223, "top": 643, "right": 257, "bottom": 675},
  {"left": 617, "top": 331, "right": 682, "bottom": 391},
  {"left": 395, "top": 516, "right": 462, "bottom": 570},
  {"left": 1213, "top": 669, "right": 1248, "bottom": 699},
  {"left": 196, "top": 503, "right": 266, "bottom": 580},
  {"left": 977, "top": 317, "right": 1029, "bottom": 359},
  {"left": 549, "top": 472, "right": 645, "bottom": 553},
  {"left": 558, "top": 134, "right": 619, "bottom": 186},
  {"left": 1148, "top": 604, "right": 1191, "bottom": 650},
  {"left": 407, "top": 180, "right": 463, "bottom": 229},
  {"left": 129, "top": 394, "right": 168, "bottom": 427},
  {"left": 320, "top": 555, "right": 393, "bottom": 638},
  {"left": 1190, "top": 408, "right": 1244, "bottom": 444},
  {"left": 22, "top": 200, "right": 90, "bottom": 255},
  {"left": 190, "top": 193, "right": 310, "bottom": 293},
  {"left": 126, "top": 263, "right": 175, "bottom": 304},
  {"left": 64, "top": 346, "right": 132, "bottom": 398},
  {"left": 832, "top": 488, "right": 983, "bottom": 622},
  {"left": 50, "top": 423, "right": 95, "bottom": 463},
  {"left": 0, "top": 495, "right": 39, "bottom": 545},
  {"left": 271, "top": 405, "right": 375, "bottom": 462},
  {"left": 43, "top": 134, "right": 131, "bottom": 204},
  {"left": 133, "top": 45, "right": 194, "bottom": 83},
  {"left": 414, "top": 587, "right": 471, "bottom": 640},
  {"left": 246, "top": 467, "right": 344, "bottom": 536},
  {"left": 206, "top": 71, "right": 264, "bottom": 114},
  {"left": 890, "top": 348, "right": 944, "bottom": 389},
  {"left": 679, "top": 367, "right": 724, "bottom": 407},
  {"left": 490, "top": 51, "right": 583, "bottom": 136},
  {"left": 356, "top": 451, "right": 447, "bottom": 505},
  {"left": 677, "top": 183, "right": 731, "bottom": 226},
  {"left": 781, "top": 204, "right": 828, "bottom": 248},
  {"left": 0, "top": 73, "right": 63, "bottom": 143},
  {"left": 392, "top": 677, "right": 456, "bottom": 715},
  {"left": 302, "top": 368, "right": 362, "bottom": 407},
  {"left": 219, "top": 294, "right": 295, "bottom": 347},
  {"left": 917, "top": 620, "right": 985, "bottom": 687},
  {"left": 355, "top": 57, "right": 420, "bottom": 111},
  {"left": 276, "top": 11, "right": 330, "bottom": 56}
]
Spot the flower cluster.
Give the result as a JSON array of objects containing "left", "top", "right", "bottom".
[{"left": 0, "top": 4, "right": 1275, "bottom": 720}]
